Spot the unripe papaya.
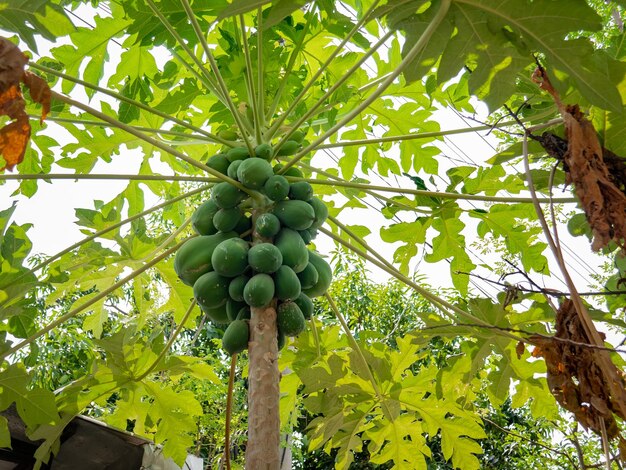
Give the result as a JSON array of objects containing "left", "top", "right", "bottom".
[
  {"left": 226, "top": 146, "right": 249, "bottom": 162},
  {"left": 228, "top": 274, "right": 250, "bottom": 302},
  {"left": 222, "top": 319, "right": 249, "bottom": 355},
  {"left": 274, "top": 228, "right": 309, "bottom": 273},
  {"left": 200, "top": 303, "right": 230, "bottom": 324},
  {"left": 211, "top": 238, "right": 249, "bottom": 278},
  {"left": 243, "top": 273, "right": 275, "bottom": 308},
  {"left": 218, "top": 129, "right": 239, "bottom": 141},
  {"left": 255, "top": 212, "right": 281, "bottom": 238},
  {"left": 289, "top": 181, "right": 313, "bottom": 201},
  {"left": 276, "top": 140, "right": 300, "bottom": 156},
  {"left": 227, "top": 159, "right": 242, "bottom": 179},
  {"left": 211, "top": 182, "right": 245, "bottom": 209},
  {"left": 254, "top": 143, "right": 272, "bottom": 160},
  {"left": 248, "top": 243, "right": 283, "bottom": 273},
  {"left": 193, "top": 271, "right": 230, "bottom": 310},
  {"left": 297, "top": 262, "right": 319, "bottom": 290},
  {"left": 206, "top": 154, "right": 230, "bottom": 175},
  {"left": 273, "top": 163, "right": 304, "bottom": 178},
  {"left": 264, "top": 175, "right": 290, "bottom": 201},
  {"left": 174, "top": 231, "right": 237, "bottom": 286},
  {"left": 274, "top": 200, "right": 315, "bottom": 231},
  {"left": 277, "top": 301, "right": 306, "bottom": 336},
  {"left": 226, "top": 299, "right": 248, "bottom": 322},
  {"left": 274, "top": 265, "right": 301, "bottom": 301},
  {"left": 302, "top": 250, "right": 332, "bottom": 298},
  {"left": 308, "top": 197, "right": 328, "bottom": 229},
  {"left": 191, "top": 199, "right": 219, "bottom": 236},
  {"left": 294, "top": 293, "right": 314, "bottom": 320},
  {"left": 237, "top": 157, "right": 273, "bottom": 189},
  {"left": 290, "top": 129, "right": 305, "bottom": 143},
  {"left": 213, "top": 207, "right": 243, "bottom": 232}
]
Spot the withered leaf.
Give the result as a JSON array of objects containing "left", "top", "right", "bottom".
[
  {"left": 0, "top": 38, "right": 27, "bottom": 92},
  {"left": 0, "top": 117, "right": 30, "bottom": 171},
  {"left": 22, "top": 72, "right": 50, "bottom": 121}
]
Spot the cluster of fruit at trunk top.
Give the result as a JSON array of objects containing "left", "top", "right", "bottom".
[{"left": 174, "top": 134, "right": 331, "bottom": 355}]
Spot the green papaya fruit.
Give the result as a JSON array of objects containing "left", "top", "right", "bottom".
[
  {"left": 218, "top": 129, "right": 239, "bottom": 141},
  {"left": 211, "top": 182, "right": 245, "bottom": 209},
  {"left": 206, "top": 154, "right": 230, "bottom": 175},
  {"left": 274, "top": 200, "right": 315, "bottom": 231},
  {"left": 255, "top": 212, "right": 281, "bottom": 238},
  {"left": 274, "top": 228, "right": 309, "bottom": 273},
  {"left": 308, "top": 197, "right": 328, "bottom": 229},
  {"left": 228, "top": 274, "right": 250, "bottom": 302},
  {"left": 213, "top": 207, "right": 243, "bottom": 232},
  {"left": 294, "top": 293, "right": 313, "bottom": 320},
  {"left": 274, "top": 265, "right": 301, "bottom": 301},
  {"left": 237, "top": 157, "right": 274, "bottom": 189},
  {"left": 222, "top": 319, "right": 249, "bottom": 355},
  {"left": 248, "top": 243, "right": 283, "bottom": 273},
  {"left": 227, "top": 159, "right": 242, "bottom": 179},
  {"left": 226, "top": 146, "right": 249, "bottom": 162},
  {"left": 254, "top": 143, "right": 273, "bottom": 160},
  {"left": 191, "top": 199, "right": 219, "bottom": 236},
  {"left": 276, "top": 140, "right": 300, "bottom": 156},
  {"left": 193, "top": 271, "right": 230, "bottom": 310},
  {"left": 174, "top": 231, "right": 236, "bottom": 286},
  {"left": 243, "top": 273, "right": 275, "bottom": 308},
  {"left": 302, "top": 250, "right": 332, "bottom": 298},
  {"left": 273, "top": 163, "right": 304, "bottom": 178},
  {"left": 263, "top": 175, "right": 290, "bottom": 201},
  {"left": 227, "top": 299, "right": 248, "bottom": 322},
  {"left": 200, "top": 303, "right": 230, "bottom": 324},
  {"left": 297, "top": 262, "right": 318, "bottom": 290},
  {"left": 211, "top": 238, "right": 249, "bottom": 278},
  {"left": 288, "top": 181, "right": 313, "bottom": 201},
  {"left": 277, "top": 301, "right": 306, "bottom": 336}
]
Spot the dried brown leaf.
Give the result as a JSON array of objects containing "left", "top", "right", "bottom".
[
  {"left": 22, "top": 71, "right": 50, "bottom": 121},
  {"left": 0, "top": 116, "right": 30, "bottom": 171},
  {"left": 0, "top": 38, "right": 27, "bottom": 93}
]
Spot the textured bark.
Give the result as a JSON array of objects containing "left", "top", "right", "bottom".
[{"left": 245, "top": 303, "right": 280, "bottom": 469}]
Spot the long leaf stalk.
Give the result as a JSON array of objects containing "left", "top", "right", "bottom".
[
  {"left": 30, "top": 114, "right": 216, "bottom": 141},
  {"left": 30, "top": 63, "right": 232, "bottom": 147},
  {"left": 271, "top": 30, "right": 395, "bottom": 152},
  {"left": 279, "top": 0, "right": 452, "bottom": 173},
  {"left": 264, "top": 8, "right": 312, "bottom": 122},
  {"left": 325, "top": 293, "right": 395, "bottom": 419},
  {"left": 169, "top": 48, "right": 227, "bottom": 104},
  {"left": 293, "top": 177, "right": 578, "bottom": 204},
  {"left": 0, "top": 240, "right": 186, "bottom": 361},
  {"left": 0, "top": 173, "right": 218, "bottom": 183},
  {"left": 238, "top": 15, "right": 263, "bottom": 143},
  {"left": 314, "top": 120, "right": 536, "bottom": 149},
  {"left": 136, "top": 300, "right": 198, "bottom": 382},
  {"left": 265, "top": 0, "right": 382, "bottom": 143},
  {"left": 284, "top": 159, "right": 433, "bottom": 214},
  {"left": 138, "top": 216, "right": 192, "bottom": 263},
  {"left": 1, "top": 186, "right": 209, "bottom": 308},
  {"left": 318, "top": 226, "right": 522, "bottom": 342},
  {"left": 145, "top": 0, "right": 225, "bottom": 103},
  {"left": 256, "top": 7, "right": 265, "bottom": 128},
  {"left": 53, "top": 92, "right": 255, "bottom": 196},
  {"left": 327, "top": 215, "right": 395, "bottom": 272},
  {"left": 180, "top": 0, "right": 256, "bottom": 154}
]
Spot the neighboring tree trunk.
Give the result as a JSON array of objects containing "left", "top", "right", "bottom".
[{"left": 246, "top": 304, "right": 280, "bottom": 469}]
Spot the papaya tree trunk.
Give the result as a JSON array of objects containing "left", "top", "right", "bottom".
[{"left": 246, "top": 303, "right": 280, "bottom": 469}]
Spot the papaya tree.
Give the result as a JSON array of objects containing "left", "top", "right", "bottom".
[{"left": 1, "top": 0, "right": 626, "bottom": 469}]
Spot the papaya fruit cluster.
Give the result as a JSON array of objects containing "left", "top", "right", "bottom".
[{"left": 174, "top": 135, "right": 331, "bottom": 355}]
